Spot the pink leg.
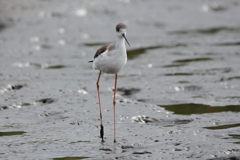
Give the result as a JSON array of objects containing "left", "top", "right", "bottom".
[
  {"left": 113, "top": 74, "right": 118, "bottom": 143},
  {"left": 96, "top": 71, "right": 104, "bottom": 141}
]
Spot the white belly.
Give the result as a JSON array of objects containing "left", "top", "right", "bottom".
[{"left": 93, "top": 49, "right": 127, "bottom": 74}]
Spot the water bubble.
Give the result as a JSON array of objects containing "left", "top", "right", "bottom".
[
  {"left": 58, "top": 40, "right": 66, "bottom": 45},
  {"left": 81, "top": 33, "right": 89, "bottom": 39},
  {"left": 30, "top": 37, "right": 40, "bottom": 43},
  {"left": 58, "top": 28, "right": 66, "bottom": 34},
  {"left": 75, "top": 8, "right": 87, "bottom": 17},
  {"left": 147, "top": 63, "right": 152, "bottom": 68},
  {"left": 32, "top": 45, "right": 41, "bottom": 50},
  {"left": 78, "top": 89, "right": 88, "bottom": 95}
]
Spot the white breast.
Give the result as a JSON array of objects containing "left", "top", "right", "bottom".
[{"left": 93, "top": 48, "right": 127, "bottom": 74}]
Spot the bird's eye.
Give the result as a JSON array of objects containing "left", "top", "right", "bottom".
[{"left": 116, "top": 28, "right": 120, "bottom": 32}]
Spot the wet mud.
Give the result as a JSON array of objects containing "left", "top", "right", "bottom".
[{"left": 1, "top": 0, "right": 240, "bottom": 159}]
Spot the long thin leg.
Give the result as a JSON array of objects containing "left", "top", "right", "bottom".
[
  {"left": 113, "top": 74, "right": 118, "bottom": 143},
  {"left": 96, "top": 71, "right": 104, "bottom": 141}
]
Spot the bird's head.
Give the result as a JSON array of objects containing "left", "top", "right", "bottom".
[{"left": 116, "top": 23, "right": 130, "bottom": 47}]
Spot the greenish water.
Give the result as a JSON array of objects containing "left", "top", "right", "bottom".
[
  {"left": 168, "top": 26, "right": 240, "bottom": 35},
  {"left": 160, "top": 103, "right": 240, "bottom": 115},
  {"left": 0, "top": 131, "right": 26, "bottom": 136},
  {"left": 52, "top": 157, "right": 90, "bottom": 160},
  {"left": 204, "top": 123, "right": 240, "bottom": 130}
]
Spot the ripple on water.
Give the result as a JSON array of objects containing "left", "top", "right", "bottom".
[
  {"left": 164, "top": 73, "right": 194, "bottom": 76},
  {"left": 213, "top": 41, "right": 240, "bottom": 46},
  {"left": 204, "top": 123, "right": 240, "bottom": 130},
  {"left": 83, "top": 42, "right": 105, "bottom": 46},
  {"left": 220, "top": 76, "right": 240, "bottom": 82},
  {"left": 0, "top": 22, "right": 6, "bottom": 32},
  {"left": 127, "top": 43, "right": 187, "bottom": 60},
  {"left": 45, "top": 65, "right": 68, "bottom": 69},
  {"left": 131, "top": 115, "right": 193, "bottom": 126},
  {"left": 207, "top": 155, "right": 240, "bottom": 160},
  {"left": 52, "top": 156, "right": 90, "bottom": 160},
  {"left": 117, "top": 87, "right": 141, "bottom": 97},
  {"left": 0, "top": 84, "right": 26, "bottom": 94},
  {"left": 224, "top": 134, "right": 240, "bottom": 144},
  {"left": 168, "top": 27, "right": 240, "bottom": 35},
  {"left": 159, "top": 103, "right": 240, "bottom": 115},
  {"left": 173, "top": 57, "right": 213, "bottom": 63},
  {"left": 162, "top": 63, "right": 187, "bottom": 68},
  {"left": 0, "top": 131, "right": 26, "bottom": 136},
  {"left": 35, "top": 98, "right": 56, "bottom": 104}
]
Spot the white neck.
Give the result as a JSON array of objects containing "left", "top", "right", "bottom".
[{"left": 115, "top": 36, "right": 126, "bottom": 49}]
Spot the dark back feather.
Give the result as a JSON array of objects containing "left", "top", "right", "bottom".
[{"left": 94, "top": 43, "right": 114, "bottom": 59}]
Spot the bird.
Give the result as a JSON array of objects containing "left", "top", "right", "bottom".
[{"left": 89, "top": 23, "right": 130, "bottom": 143}]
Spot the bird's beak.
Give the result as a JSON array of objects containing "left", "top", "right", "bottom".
[{"left": 122, "top": 34, "right": 130, "bottom": 47}]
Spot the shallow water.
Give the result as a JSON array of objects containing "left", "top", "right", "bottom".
[{"left": 0, "top": 0, "right": 240, "bottom": 159}]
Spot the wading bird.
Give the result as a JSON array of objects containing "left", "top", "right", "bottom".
[{"left": 89, "top": 23, "right": 130, "bottom": 143}]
